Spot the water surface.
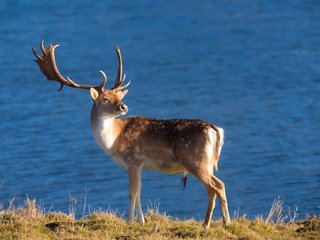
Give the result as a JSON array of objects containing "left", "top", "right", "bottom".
[{"left": 0, "top": 0, "right": 319, "bottom": 219}]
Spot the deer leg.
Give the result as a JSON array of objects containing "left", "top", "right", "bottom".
[
  {"left": 128, "top": 165, "right": 142, "bottom": 222},
  {"left": 192, "top": 170, "right": 216, "bottom": 227},
  {"left": 192, "top": 169, "right": 230, "bottom": 227},
  {"left": 203, "top": 189, "right": 217, "bottom": 228},
  {"left": 135, "top": 179, "right": 145, "bottom": 223},
  {"left": 209, "top": 175, "right": 231, "bottom": 226}
]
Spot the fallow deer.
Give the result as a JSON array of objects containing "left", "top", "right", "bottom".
[{"left": 33, "top": 41, "right": 231, "bottom": 227}]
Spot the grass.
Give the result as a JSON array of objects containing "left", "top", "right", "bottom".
[{"left": 0, "top": 197, "right": 319, "bottom": 240}]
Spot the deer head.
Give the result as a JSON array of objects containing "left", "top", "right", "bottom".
[{"left": 33, "top": 41, "right": 130, "bottom": 118}]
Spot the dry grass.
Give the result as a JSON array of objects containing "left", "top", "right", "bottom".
[
  {"left": 265, "top": 196, "right": 299, "bottom": 224},
  {"left": 0, "top": 197, "right": 319, "bottom": 240}
]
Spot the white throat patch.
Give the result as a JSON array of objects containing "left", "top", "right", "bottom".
[{"left": 92, "top": 117, "right": 117, "bottom": 153}]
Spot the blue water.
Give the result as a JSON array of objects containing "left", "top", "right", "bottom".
[{"left": 0, "top": 0, "right": 319, "bottom": 220}]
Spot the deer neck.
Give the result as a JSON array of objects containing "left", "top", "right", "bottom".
[{"left": 90, "top": 104, "right": 122, "bottom": 154}]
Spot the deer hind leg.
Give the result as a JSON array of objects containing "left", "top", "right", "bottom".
[
  {"left": 128, "top": 164, "right": 144, "bottom": 223},
  {"left": 193, "top": 170, "right": 230, "bottom": 227},
  {"left": 209, "top": 175, "right": 230, "bottom": 226},
  {"left": 203, "top": 189, "right": 217, "bottom": 227}
]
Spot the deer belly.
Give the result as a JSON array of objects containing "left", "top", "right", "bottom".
[{"left": 140, "top": 149, "right": 185, "bottom": 174}]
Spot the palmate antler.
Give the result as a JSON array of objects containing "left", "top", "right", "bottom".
[{"left": 32, "top": 40, "right": 129, "bottom": 92}]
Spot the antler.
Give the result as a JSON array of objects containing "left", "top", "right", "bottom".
[
  {"left": 32, "top": 40, "right": 107, "bottom": 91},
  {"left": 113, "top": 46, "right": 130, "bottom": 91}
]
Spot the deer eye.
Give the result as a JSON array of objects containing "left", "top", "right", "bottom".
[{"left": 103, "top": 97, "right": 111, "bottom": 103}]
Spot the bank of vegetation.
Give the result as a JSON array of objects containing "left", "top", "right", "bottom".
[{"left": 0, "top": 197, "right": 319, "bottom": 239}]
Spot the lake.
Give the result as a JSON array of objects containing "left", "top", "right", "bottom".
[{"left": 0, "top": 0, "right": 319, "bottom": 220}]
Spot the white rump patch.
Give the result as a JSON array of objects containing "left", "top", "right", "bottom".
[
  {"left": 206, "top": 128, "right": 216, "bottom": 173},
  {"left": 216, "top": 127, "right": 224, "bottom": 155}
]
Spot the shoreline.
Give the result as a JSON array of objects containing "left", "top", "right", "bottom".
[{"left": 0, "top": 198, "right": 319, "bottom": 240}]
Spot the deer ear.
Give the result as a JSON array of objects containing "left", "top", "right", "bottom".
[
  {"left": 117, "top": 90, "right": 128, "bottom": 100},
  {"left": 90, "top": 88, "right": 99, "bottom": 100}
]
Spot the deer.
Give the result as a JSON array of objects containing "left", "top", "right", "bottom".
[{"left": 32, "top": 41, "right": 231, "bottom": 227}]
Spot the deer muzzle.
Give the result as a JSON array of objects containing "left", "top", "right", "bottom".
[{"left": 118, "top": 103, "right": 128, "bottom": 114}]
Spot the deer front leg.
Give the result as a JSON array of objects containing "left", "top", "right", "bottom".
[
  {"left": 128, "top": 164, "right": 144, "bottom": 223},
  {"left": 136, "top": 180, "right": 145, "bottom": 223}
]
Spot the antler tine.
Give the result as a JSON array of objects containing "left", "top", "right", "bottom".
[
  {"left": 32, "top": 48, "right": 42, "bottom": 61},
  {"left": 113, "top": 45, "right": 124, "bottom": 90},
  {"left": 115, "top": 80, "right": 131, "bottom": 91},
  {"left": 41, "top": 40, "right": 48, "bottom": 55},
  {"left": 99, "top": 70, "right": 107, "bottom": 90},
  {"left": 33, "top": 40, "right": 106, "bottom": 91}
]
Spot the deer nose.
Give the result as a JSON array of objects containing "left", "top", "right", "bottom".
[{"left": 118, "top": 103, "right": 128, "bottom": 113}]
